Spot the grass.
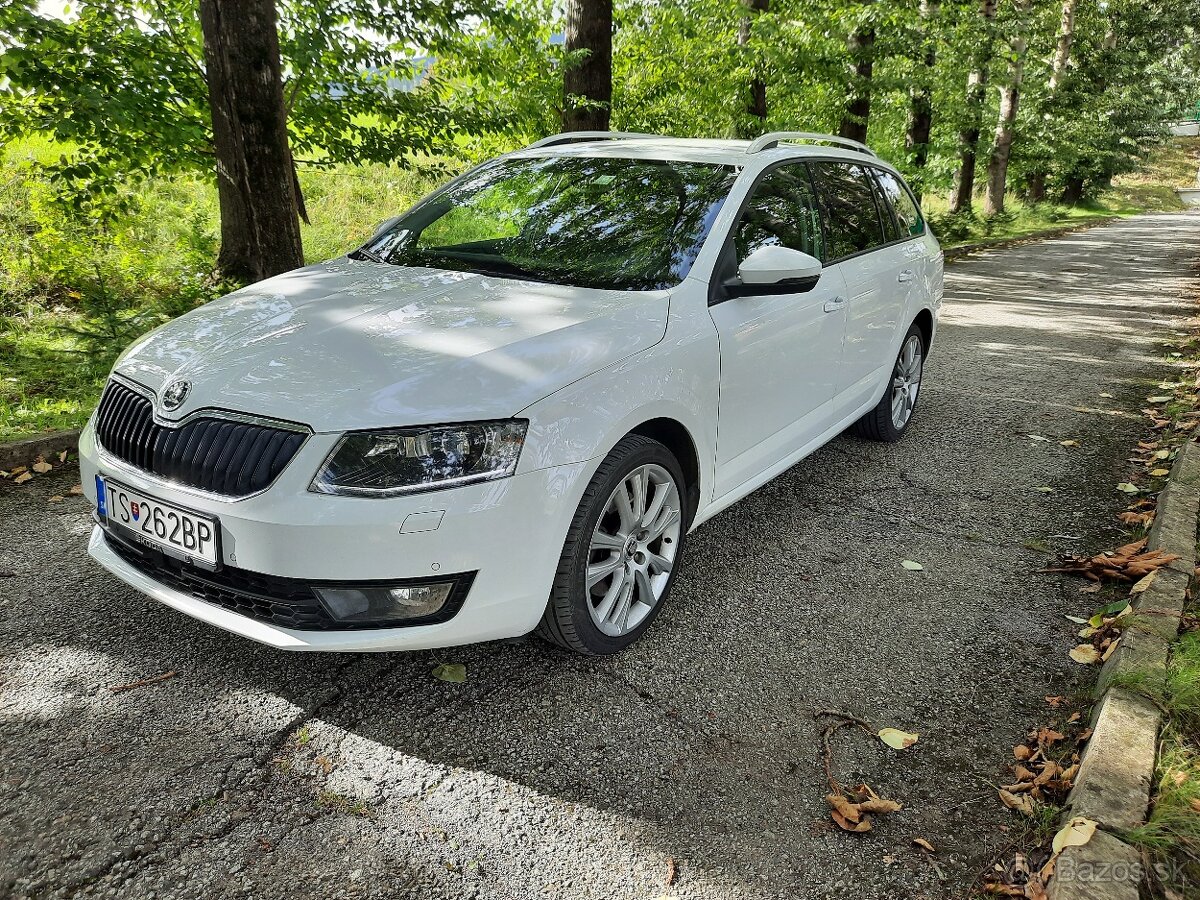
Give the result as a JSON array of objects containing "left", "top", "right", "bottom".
[
  {"left": 1122, "top": 630, "right": 1200, "bottom": 893},
  {"left": 0, "top": 138, "right": 445, "bottom": 442},
  {"left": 1, "top": 135, "right": 1196, "bottom": 442}
]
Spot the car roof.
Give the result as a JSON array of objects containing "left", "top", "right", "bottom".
[{"left": 511, "top": 136, "right": 892, "bottom": 170}]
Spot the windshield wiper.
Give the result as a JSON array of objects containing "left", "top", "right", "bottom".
[{"left": 349, "top": 247, "right": 387, "bottom": 264}]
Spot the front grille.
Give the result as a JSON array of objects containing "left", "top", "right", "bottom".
[
  {"left": 94, "top": 379, "right": 306, "bottom": 498},
  {"left": 103, "top": 527, "right": 474, "bottom": 631}
]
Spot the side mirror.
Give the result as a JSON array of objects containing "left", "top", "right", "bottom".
[{"left": 727, "top": 245, "right": 823, "bottom": 297}]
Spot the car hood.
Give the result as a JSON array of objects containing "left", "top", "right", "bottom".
[{"left": 113, "top": 259, "right": 670, "bottom": 432}]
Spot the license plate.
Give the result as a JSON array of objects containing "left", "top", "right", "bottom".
[{"left": 97, "top": 476, "right": 220, "bottom": 567}]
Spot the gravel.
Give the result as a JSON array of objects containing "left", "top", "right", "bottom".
[{"left": 2, "top": 212, "right": 1199, "bottom": 899}]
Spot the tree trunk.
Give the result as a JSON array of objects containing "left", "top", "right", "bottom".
[
  {"left": 948, "top": 0, "right": 997, "bottom": 214},
  {"left": 1048, "top": 0, "right": 1079, "bottom": 92},
  {"left": 736, "top": 0, "right": 770, "bottom": 137},
  {"left": 982, "top": 0, "right": 1031, "bottom": 217},
  {"left": 199, "top": 0, "right": 303, "bottom": 283},
  {"left": 562, "top": 0, "right": 613, "bottom": 132},
  {"left": 904, "top": 0, "right": 939, "bottom": 199},
  {"left": 1061, "top": 175, "right": 1085, "bottom": 204},
  {"left": 1026, "top": 0, "right": 1079, "bottom": 202},
  {"left": 838, "top": 26, "right": 875, "bottom": 144}
]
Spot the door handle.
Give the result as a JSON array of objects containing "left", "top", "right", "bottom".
[
  {"left": 823, "top": 296, "right": 847, "bottom": 313},
  {"left": 897, "top": 269, "right": 915, "bottom": 283}
]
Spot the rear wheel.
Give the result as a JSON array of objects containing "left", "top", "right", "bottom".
[
  {"left": 536, "top": 435, "right": 687, "bottom": 655},
  {"left": 852, "top": 323, "right": 925, "bottom": 442}
]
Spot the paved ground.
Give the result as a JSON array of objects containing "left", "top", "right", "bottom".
[{"left": 2, "top": 212, "right": 1199, "bottom": 900}]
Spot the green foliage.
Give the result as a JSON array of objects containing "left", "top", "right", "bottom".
[
  {"left": 0, "top": 136, "right": 444, "bottom": 441},
  {"left": 0, "top": 0, "right": 499, "bottom": 208}
]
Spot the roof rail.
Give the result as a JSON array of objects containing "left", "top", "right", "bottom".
[
  {"left": 746, "top": 132, "right": 877, "bottom": 157},
  {"left": 525, "top": 131, "right": 657, "bottom": 150}
]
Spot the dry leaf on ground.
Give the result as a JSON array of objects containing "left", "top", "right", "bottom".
[
  {"left": 1052, "top": 817, "right": 1097, "bottom": 854},
  {"left": 31, "top": 457, "right": 52, "bottom": 474},
  {"left": 1042, "top": 538, "right": 1179, "bottom": 582},
  {"left": 1070, "top": 644, "right": 1101, "bottom": 664},
  {"left": 13, "top": 472, "right": 32, "bottom": 484},
  {"left": 878, "top": 727, "right": 919, "bottom": 750}
]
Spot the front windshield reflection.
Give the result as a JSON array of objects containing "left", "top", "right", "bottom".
[{"left": 360, "top": 156, "right": 738, "bottom": 291}]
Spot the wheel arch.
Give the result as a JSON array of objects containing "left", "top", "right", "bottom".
[
  {"left": 912, "top": 307, "right": 935, "bottom": 355},
  {"left": 626, "top": 417, "right": 702, "bottom": 522}
]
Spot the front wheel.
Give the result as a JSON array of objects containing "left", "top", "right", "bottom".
[
  {"left": 536, "top": 435, "right": 688, "bottom": 655},
  {"left": 852, "top": 324, "right": 925, "bottom": 442}
]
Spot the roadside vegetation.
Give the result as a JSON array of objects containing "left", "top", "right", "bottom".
[
  {"left": 2, "top": 0, "right": 1199, "bottom": 443},
  {"left": 2, "top": 136, "right": 1197, "bottom": 444}
]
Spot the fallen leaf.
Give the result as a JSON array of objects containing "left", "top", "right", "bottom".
[
  {"left": 827, "top": 793, "right": 862, "bottom": 823},
  {"left": 1060, "top": 439, "right": 1079, "bottom": 447},
  {"left": 1064, "top": 615, "right": 1089, "bottom": 624},
  {"left": 830, "top": 808, "right": 871, "bottom": 832},
  {"left": 432, "top": 663, "right": 467, "bottom": 683},
  {"left": 913, "top": 837, "right": 935, "bottom": 853},
  {"left": 57, "top": 449, "right": 68, "bottom": 463},
  {"left": 13, "top": 472, "right": 32, "bottom": 484},
  {"left": 9, "top": 465, "right": 27, "bottom": 475},
  {"left": 1116, "top": 482, "right": 1139, "bottom": 494},
  {"left": 878, "top": 727, "right": 919, "bottom": 750},
  {"left": 48, "top": 495, "right": 63, "bottom": 503},
  {"left": 1156, "top": 449, "right": 1171, "bottom": 459},
  {"left": 1067, "top": 712, "right": 1081, "bottom": 724},
  {"left": 901, "top": 560, "right": 924, "bottom": 571},
  {"left": 67, "top": 483, "right": 83, "bottom": 496},
  {"left": 1150, "top": 468, "right": 1171, "bottom": 477},
  {"left": 1028, "top": 434, "right": 1049, "bottom": 442},
  {"left": 31, "top": 457, "right": 52, "bottom": 474},
  {"left": 1099, "top": 392, "right": 1114, "bottom": 398},
  {"left": 1130, "top": 571, "right": 1157, "bottom": 594},
  {"left": 999, "top": 789, "right": 1035, "bottom": 816},
  {"left": 1190, "top": 798, "right": 1200, "bottom": 813},
  {"left": 1147, "top": 395, "right": 1172, "bottom": 403},
  {"left": 1036, "top": 486, "right": 1055, "bottom": 494},
  {"left": 1101, "top": 639, "right": 1120, "bottom": 661},
  {"left": 1051, "top": 817, "right": 1097, "bottom": 854},
  {"left": 1070, "top": 645, "right": 1101, "bottom": 664},
  {"left": 1014, "top": 745, "right": 1033, "bottom": 761}
]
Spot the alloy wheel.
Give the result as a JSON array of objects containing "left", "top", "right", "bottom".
[
  {"left": 890, "top": 334, "right": 923, "bottom": 430},
  {"left": 585, "top": 464, "right": 682, "bottom": 637}
]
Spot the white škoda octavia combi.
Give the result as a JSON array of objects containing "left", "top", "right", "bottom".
[{"left": 80, "top": 132, "right": 942, "bottom": 655}]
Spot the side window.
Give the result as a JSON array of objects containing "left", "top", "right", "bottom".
[
  {"left": 874, "top": 169, "right": 925, "bottom": 238},
  {"left": 871, "top": 170, "right": 901, "bottom": 243},
  {"left": 810, "top": 162, "right": 886, "bottom": 260},
  {"left": 734, "top": 163, "right": 824, "bottom": 264}
]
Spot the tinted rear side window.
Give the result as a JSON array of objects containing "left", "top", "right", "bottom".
[
  {"left": 810, "top": 162, "right": 886, "bottom": 260},
  {"left": 871, "top": 170, "right": 901, "bottom": 243},
  {"left": 874, "top": 169, "right": 926, "bottom": 237}
]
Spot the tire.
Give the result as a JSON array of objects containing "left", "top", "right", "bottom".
[
  {"left": 852, "top": 323, "right": 925, "bottom": 442},
  {"left": 536, "top": 435, "right": 689, "bottom": 655}
]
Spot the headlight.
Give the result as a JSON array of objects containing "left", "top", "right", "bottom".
[{"left": 310, "top": 420, "right": 528, "bottom": 497}]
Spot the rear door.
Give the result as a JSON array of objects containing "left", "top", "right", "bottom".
[
  {"left": 708, "top": 162, "right": 850, "bottom": 499},
  {"left": 872, "top": 167, "right": 935, "bottom": 321},
  {"left": 808, "top": 161, "right": 902, "bottom": 415}
]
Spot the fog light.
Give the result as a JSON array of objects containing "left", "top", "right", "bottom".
[{"left": 314, "top": 582, "right": 454, "bottom": 624}]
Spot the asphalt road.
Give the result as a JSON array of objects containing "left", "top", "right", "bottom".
[{"left": 3, "top": 212, "right": 1199, "bottom": 900}]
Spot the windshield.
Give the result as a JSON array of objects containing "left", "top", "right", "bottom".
[{"left": 357, "top": 155, "right": 739, "bottom": 291}]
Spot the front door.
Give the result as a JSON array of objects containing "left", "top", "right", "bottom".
[{"left": 708, "top": 162, "right": 848, "bottom": 499}]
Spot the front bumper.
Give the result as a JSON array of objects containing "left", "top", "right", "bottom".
[{"left": 79, "top": 420, "right": 593, "bottom": 651}]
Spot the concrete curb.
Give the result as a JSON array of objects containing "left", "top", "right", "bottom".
[
  {"left": 1048, "top": 439, "right": 1200, "bottom": 900},
  {"left": 943, "top": 217, "right": 1119, "bottom": 262},
  {"left": 0, "top": 430, "right": 81, "bottom": 472}
]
